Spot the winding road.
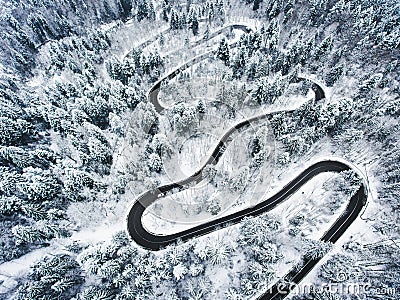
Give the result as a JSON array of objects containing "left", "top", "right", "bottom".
[
  {"left": 148, "top": 44, "right": 325, "bottom": 113},
  {"left": 126, "top": 25, "right": 367, "bottom": 299}
]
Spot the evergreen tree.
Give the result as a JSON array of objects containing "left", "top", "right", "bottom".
[
  {"left": 196, "top": 100, "right": 206, "bottom": 117},
  {"left": 135, "top": 102, "right": 159, "bottom": 134},
  {"left": 162, "top": 0, "right": 170, "bottom": 22},
  {"left": 137, "top": 0, "right": 149, "bottom": 21},
  {"left": 109, "top": 113, "right": 126, "bottom": 136},
  {"left": 106, "top": 56, "right": 123, "bottom": 81},
  {"left": 102, "top": 0, "right": 117, "bottom": 22},
  {"left": 26, "top": 12, "right": 54, "bottom": 43},
  {"left": 202, "top": 165, "right": 217, "bottom": 184},
  {"left": 109, "top": 94, "right": 128, "bottom": 115},
  {"left": 118, "top": 0, "right": 133, "bottom": 20},
  {"left": 253, "top": 0, "right": 262, "bottom": 11},
  {"left": 159, "top": 32, "right": 165, "bottom": 47},
  {"left": 147, "top": 0, "right": 156, "bottom": 20},
  {"left": 170, "top": 103, "right": 198, "bottom": 133},
  {"left": 151, "top": 134, "right": 172, "bottom": 158},
  {"left": 191, "top": 12, "right": 199, "bottom": 35},
  {"left": 283, "top": 8, "right": 294, "bottom": 24},
  {"left": 268, "top": 0, "right": 281, "bottom": 20},
  {"left": 225, "top": 288, "right": 242, "bottom": 299},
  {"left": 314, "top": 35, "right": 333, "bottom": 61},
  {"left": 87, "top": 134, "right": 113, "bottom": 172},
  {"left": 215, "top": 0, "right": 225, "bottom": 25},
  {"left": 63, "top": 168, "right": 95, "bottom": 202},
  {"left": 0, "top": 117, "right": 33, "bottom": 146},
  {"left": 21, "top": 170, "right": 61, "bottom": 202},
  {"left": 303, "top": 239, "right": 333, "bottom": 260},
  {"left": 15, "top": 254, "right": 83, "bottom": 299},
  {"left": 137, "top": 0, "right": 155, "bottom": 21},
  {"left": 238, "top": 215, "right": 281, "bottom": 246},
  {"left": 78, "top": 95, "right": 110, "bottom": 129},
  {"left": 319, "top": 254, "right": 355, "bottom": 283},
  {"left": 178, "top": 11, "right": 186, "bottom": 30},
  {"left": 250, "top": 77, "right": 278, "bottom": 105},
  {"left": 230, "top": 167, "right": 249, "bottom": 193},
  {"left": 325, "top": 65, "right": 344, "bottom": 87},
  {"left": 172, "top": 263, "right": 187, "bottom": 281},
  {"left": 12, "top": 220, "right": 67, "bottom": 245},
  {"left": 216, "top": 38, "right": 230, "bottom": 65},
  {"left": 208, "top": 240, "right": 231, "bottom": 265},
  {"left": 170, "top": 9, "right": 178, "bottom": 29},
  {"left": 284, "top": 0, "right": 295, "bottom": 15},
  {"left": 232, "top": 47, "right": 247, "bottom": 78},
  {"left": 208, "top": 2, "right": 215, "bottom": 22},
  {"left": 6, "top": 15, "right": 36, "bottom": 52},
  {"left": 203, "top": 24, "right": 210, "bottom": 41},
  {"left": 0, "top": 146, "right": 50, "bottom": 169},
  {"left": 249, "top": 136, "right": 262, "bottom": 157},
  {"left": 206, "top": 198, "right": 221, "bottom": 215}
]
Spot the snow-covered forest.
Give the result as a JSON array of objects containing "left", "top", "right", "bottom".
[{"left": 0, "top": 0, "right": 399, "bottom": 299}]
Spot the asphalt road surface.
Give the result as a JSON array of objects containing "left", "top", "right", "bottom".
[{"left": 127, "top": 161, "right": 366, "bottom": 251}]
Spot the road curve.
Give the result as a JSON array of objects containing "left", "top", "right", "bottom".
[
  {"left": 126, "top": 25, "right": 366, "bottom": 299},
  {"left": 127, "top": 160, "right": 366, "bottom": 251},
  {"left": 148, "top": 54, "right": 324, "bottom": 114}
]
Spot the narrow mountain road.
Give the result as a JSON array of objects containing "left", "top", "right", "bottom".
[{"left": 127, "top": 161, "right": 366, "bottom": 252}]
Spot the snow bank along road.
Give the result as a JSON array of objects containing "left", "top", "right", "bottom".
[{"left": 126, "top": 26, "right": 367, "bottom": 299}]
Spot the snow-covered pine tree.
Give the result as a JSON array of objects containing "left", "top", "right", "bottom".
[
  {"left": 203, "top": 24, "right": 210, "bottom": 41},
  {"left": 137, "top": 0, "right": 150, "bottom": 22},
  {"left": 147, "top": 153, "right": 163, "bottom": 173},
  {"left": 232, "top": 47, "right": 247, "bottom": 78},
  {"left": 106, "top": 56, "right": 123, "bottom": 81},
  {"left": 118, "top": 0, "right": 133, "bottom": 21},
  {"left": 162, "top": 0, "right": 170, "bottom": 22},
  {"left": 325, "top": 64, "right": 344, "bottom": 87},
  {"left": 0, "top": 117, "right": 33, "bottom": 146},
  {"left": 216, "top": 37, "right": 230, "bottom": 65},
  {"left": 303, "top": 239, "right": 333, "bottom": 260},
  {"left": 314, "top": 35, "right": 333, "bottom": 61},
  {"left": 151, "top": 134, "right": 172, "bottom": 158},
  {"left": 191, "top": 10, "right": 199, "bottom": 35}
]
